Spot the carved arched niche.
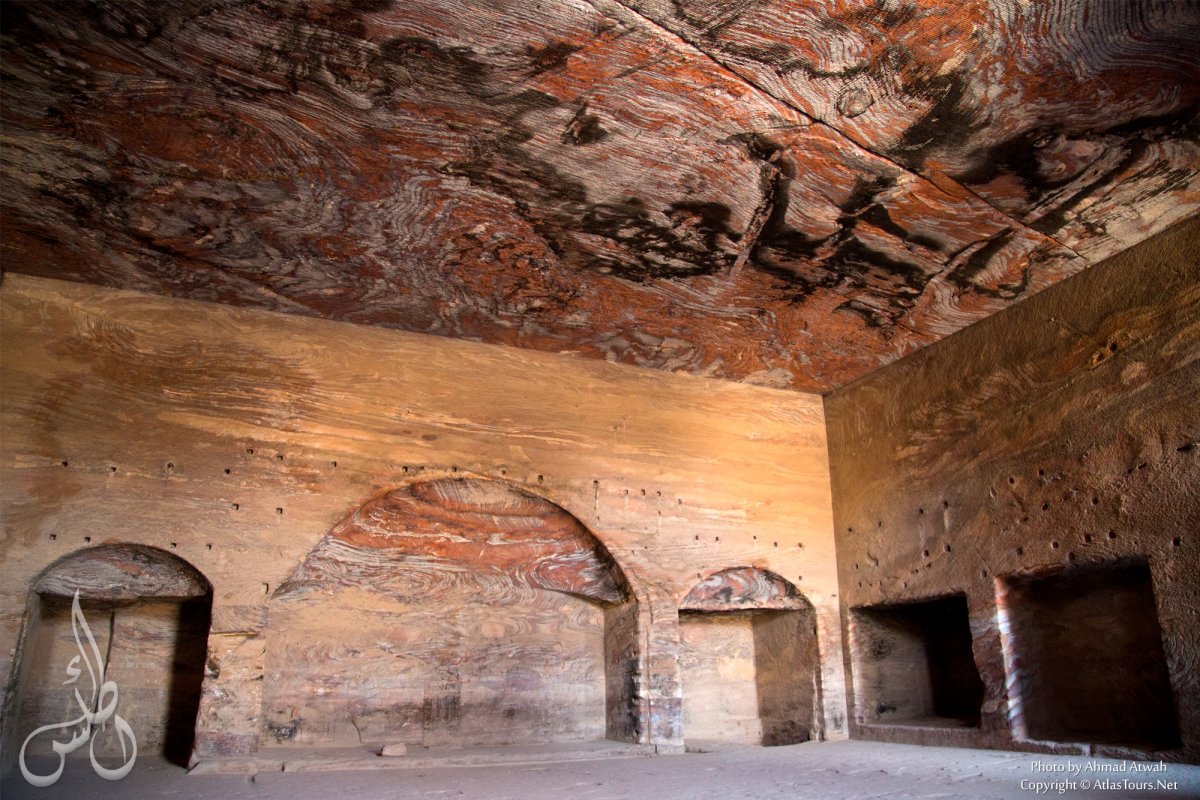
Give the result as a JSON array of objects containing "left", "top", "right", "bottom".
[
  {"left": 262, "top": 476, "right": 639, "bottom": 750},
  {"left": 678, "top": 567, "right": 821, "bottom": 747},
  {"left": 4, "top": 545, "right": 213, "bottom": 770}
]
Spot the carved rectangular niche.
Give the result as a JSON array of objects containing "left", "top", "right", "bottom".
[
  {"left": 851, "top": 594, "right": 983, "bottom": 728},
  {"left": 998, "top": 558, "right": 1180, "bottom": 749},
  {"left": 678, "top": 609, "right": 818, "bottom": 747}
]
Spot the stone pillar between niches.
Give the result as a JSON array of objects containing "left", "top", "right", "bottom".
[
  {"left": 190, "top": 631, "right": 266, "bottom": 764},
  {"left": 639, "top": 586, "right": 684, "bottom": 752}
]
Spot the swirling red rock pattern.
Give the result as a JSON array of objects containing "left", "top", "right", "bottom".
[
  {"left": 680, "top": 566, "right": 810, "bottom": 611},
  {"left": 279, "top": 477, "right": 631, "bottom": 605},
  {"left": 1, "top": 0, "right": 1195, "bottom": 391},
  {"left": 33, "top": 543, "right": 212, "bottom": 602}
]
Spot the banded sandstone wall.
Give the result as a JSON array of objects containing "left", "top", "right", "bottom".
[
  {"left": 0, "top": 274, "right": 841, "bottom": 765},
  {"left": 826, "top": 218, "right": 1200, "bottom": 762}
]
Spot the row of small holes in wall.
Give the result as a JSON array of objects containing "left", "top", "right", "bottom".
[
  {"left": 853, "top": 530, "right": 1186, "bottom": 590},
  {"left": 611, "top": 487, "right": 684, "bottom": 504},
  {"left": 846, "top": 501, "right": 951, "bottom": 537},
  {"left": 850, "top": 441, "right": 1196, "bottom": 538},
  {"left": 56, "top": 450, "right": 340, "bottom": 475},
  {"left": 592, "top": 482, "right": 806, "bottom": 553},
  {"left": 45, "top": 533, "right": 213, "bottom": 552},
  {"left": 66, "top": 458, "right": 812, "bottom": 548},
  {"left": 47, "top": 454, "right": 553, "bottom": 549},
  {"left": 62, "top": 456, "right": 663, "bottom": 497},
  {"left": 848, "top": 443, "right": 1196, "bottom": 588},
  {"left": 58, "top": 456, "right": 570, "bottom": 523},
  {"left": 238, "top": 447, "right": 339, "bottom": 470},
  {"left": 691, "top": 534, "right": 805, "bottom": 550},
  {"left": 56, "top": 450, "right": 316, "bottom": 519}
]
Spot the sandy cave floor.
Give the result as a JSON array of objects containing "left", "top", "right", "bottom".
[{"left": 4, "top": 740, "right": 1199, "bottom": 800}]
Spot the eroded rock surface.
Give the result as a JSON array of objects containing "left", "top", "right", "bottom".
[{"left": 3, "top": 0, "right": 1194, "bottom": 391}]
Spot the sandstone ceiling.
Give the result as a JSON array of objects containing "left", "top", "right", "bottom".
[{"left": 2, "top": 0, "right": 1197, "bottom": 392}]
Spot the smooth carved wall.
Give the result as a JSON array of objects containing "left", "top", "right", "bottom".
[
  {"left": 0, "top": 273, "right": 842, "bottom": 764},
  {"left": 826, "top": 218, "right": 1200, "bottom": 762}
]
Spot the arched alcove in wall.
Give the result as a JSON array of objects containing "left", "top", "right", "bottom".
[
  {"left": 678, "top": 567, "right": 821, "bottom": 747},
  {"left": 4, "top": 544, "right": 213, "bottom": 769},
  {"left": 261, "top": 476, "right": 639, "bottom": 749}
]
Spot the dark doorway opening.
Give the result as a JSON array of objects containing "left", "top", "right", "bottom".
[
  {"left": 852, "top": 594, "right": 983, "bottom": 728},
  {"left": 999, "top": 558, "right": 1179, "bottom": 749}
]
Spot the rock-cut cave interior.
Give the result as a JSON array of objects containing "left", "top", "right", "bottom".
[{"left": 0, "top": 1, "right": 1197, "bottom": 798}]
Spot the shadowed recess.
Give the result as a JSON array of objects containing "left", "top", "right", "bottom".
[{"left": 7, "top": 545, "right": 213, "bottom": 769}]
